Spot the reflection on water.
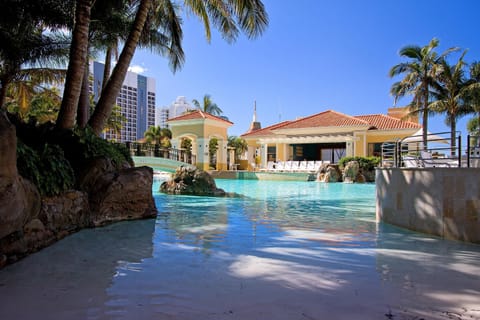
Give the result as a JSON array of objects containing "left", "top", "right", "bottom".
[{"left": 1, "top": 180, "right": 479, "bottom": 320}]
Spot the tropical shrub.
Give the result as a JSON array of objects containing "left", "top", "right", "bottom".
[
  {"left": 338, "top": 156, "right": 380, "bottom": 171},
  {"left": 17, "top": 141, "right": 75, "bottom": 196},
  {"left": 72, "top": 127, "right": 133, "bottom": 168}
]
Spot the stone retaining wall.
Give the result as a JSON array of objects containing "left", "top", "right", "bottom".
[{"left": 376, "top": 168, "right": 480, "bottom": 243}]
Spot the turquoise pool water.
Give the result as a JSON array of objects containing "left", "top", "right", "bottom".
[{"left": 1, "top": 179, "right": 479, "bottom": 320}]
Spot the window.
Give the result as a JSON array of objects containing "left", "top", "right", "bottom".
[
  {"left": 368, "top": 143, "right": 382, "bottom": 157},
  {"left": 267, "top": 146, "right": 276, "bottom": 162}
]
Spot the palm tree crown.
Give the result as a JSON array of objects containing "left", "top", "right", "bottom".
[
  {"left": 430, "top": 51, "right": 473, "bottom": 155},
  {"left": 192, "top": 94, "right": 223, "bottom": 116},
  {"left": 389, "top": 38, "right": 458, "bottom": 149}
]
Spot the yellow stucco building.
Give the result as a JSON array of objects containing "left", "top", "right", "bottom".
[
  {"left": 167, "top": 110, "right": 233, "bottom": 171},
  {"left": 167, "top": 107, "right": 420, "bottom": 172},
  {"left": 241, "top": 107, "right": 421, "bottom": 170}
]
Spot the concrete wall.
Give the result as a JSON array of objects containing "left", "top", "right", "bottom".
[{"left": 376, "top": 168, "right": 480, "bottom": 243}]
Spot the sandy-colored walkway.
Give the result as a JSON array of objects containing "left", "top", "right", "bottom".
[{"left": 1, "top": 218, "right": 479, "bottom": 320}]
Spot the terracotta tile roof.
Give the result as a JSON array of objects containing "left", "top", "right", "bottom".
[
  {"left": 355, "top": 114, "right": 421, "bottom": 130},
  {"left": 167, "top": 110, "right": 233, "bottom": 125},
  {"left": 277, "top": 110, "right": 370, "bottom": 129},
  {"left": 241, "top": 121, "right": 292, "bottom": 137}
]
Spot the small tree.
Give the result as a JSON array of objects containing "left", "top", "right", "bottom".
[
  {"left": 227, "top": 136, "right": 248, "bottom": 162},
  {"left": 181, "top": 137, "right": 192, "bottom": 154},
  {"left": 144, "top": 125, "right": 171, "bottom": 147},
  {"left": 208, "top": 137, "right": 219, "bottom": 168}
]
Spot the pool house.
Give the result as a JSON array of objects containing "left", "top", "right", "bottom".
[{"left": 241, "top": 107, "right": 421, "bottom": 170}]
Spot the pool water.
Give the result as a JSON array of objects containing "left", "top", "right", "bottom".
[{"left": 0, "top": 179, "right": 479, "bottom": 320}]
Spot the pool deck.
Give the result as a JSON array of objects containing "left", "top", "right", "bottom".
[{"left": 209, "top": 170, "right": 317, "bottom": 181}]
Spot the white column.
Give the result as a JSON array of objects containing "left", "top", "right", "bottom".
[
  {"left": 217, "top": 139, "right": 228, "bottom": 170},
  {"left": 261, "top": 143, "right": 268, "bottom": 168},
  {"left": 196, "top": 138, "right": 208, "bottom": 170},
  {"left": 346, "top": 138, "right": 354, "bottom": 157}
]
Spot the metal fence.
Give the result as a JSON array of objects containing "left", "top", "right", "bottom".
[
  {"left": 125, "top": 142, "right": 196, "bottom": 165},
  {"left": 381, "top": 131, "right": 479, "bottom": 168}
]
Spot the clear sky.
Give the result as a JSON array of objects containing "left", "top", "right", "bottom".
[{"left": 130, "top": 0, "right": 480, "bottom": 137}]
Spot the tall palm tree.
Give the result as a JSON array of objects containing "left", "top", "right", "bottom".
[
  {"left": 465, "top": 62, "right": 480, "bottom": 127},
  {"left": 192, "top": 94, "right": 223, "bottom": 116},
  {"left": 88, "top": 0, "right": 178, "bottom": 135},
  {"left": 389, "top": 38, "right": 458, "bottom": 149},
  {"left": 87, "top": 0, "right": 268, "bottom": 135},
  {"left": 56, "top": 0, "right": 92, "bottom": 130},
  {"left": 430, "top": 52, "right": 472, "bottom": 155},
  {"left": 5, "top": 69, "right": 65, "bottom": 121},
  {"left": 144, "top": 125, "right": 172, "bottom": 147},
  {"left": 0, "top": 8, "right": 70, "bottom": 109}
]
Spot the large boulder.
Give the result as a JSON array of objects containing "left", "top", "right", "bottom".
[
  {"left": 0, "top": 111, "right": 17, "bottom": 178},
  {"left": 0, "top": 111, "right": 42, "bottom": 240},
  {"left": 343, "top": 161, "right": 360, "bottom": 183},
  {"left": 317, "top": 163, "right": 342, "bottom": 183},
  {"left": 0, "top": 177, "right": 41, "bottom": 240},
  {"left": 39, "top": 190, "right": 91, "bottom": 234},
  {"left": 78, "top": 159, "right": 157, "bottom": 226},
  {"left": 160, "top": 166, "right": 226, "bottom": 196}
]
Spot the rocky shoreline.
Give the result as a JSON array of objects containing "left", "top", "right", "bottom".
[{"left": 0, "top": 112, "right": 157, "bottom": 269}]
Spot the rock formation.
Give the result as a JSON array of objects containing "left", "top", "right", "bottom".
[
  {"left": 342, "top": 160, "right": 374, "bottom": 183},
  {"left": 160, "top": 166, "right": 227, "bottom": 196},
  {"left": 81, "top": 160, "right": 157, "bottom": 226},
  {"left": 317, "top": 163, "right": 342, "bottom": 183},
  {"left": 0, "top": 111, "right": 157, "bottom": 268}
]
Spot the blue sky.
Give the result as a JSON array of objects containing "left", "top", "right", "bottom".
[{"left": 130, "top": 0, "right": 480, "bottom": 137}]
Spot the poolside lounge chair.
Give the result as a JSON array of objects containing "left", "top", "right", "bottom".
[
  {"left": 402, "top": 155, "right": 419, "bottom": 168},
  {"left": 298, "top": 161, "right": 308, "bottom": 172},
  {"left": 289, "top": 161, "right": 300, "bottom": 172},
  {"left": 261, "top": 161, "right": 275, "bottom": 171},
  {"left": 419, "top": 151, "right": 457, "bottom": 168},
  {"left": 275, "top": 161, "right": 286, "bottom": 171},
  {"left": 314, "top": 161, "right": 324, "bottom": 172},
  {"left": 306, "top": 161, "right": 316, "bottom": 172}
]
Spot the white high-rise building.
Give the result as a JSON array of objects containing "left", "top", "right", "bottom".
[
  {"left": 91, "top": 61, "right": 156, "bottom": 142},
  {"left": 156, "top": 96, "right": 193, "bottom": 128}
]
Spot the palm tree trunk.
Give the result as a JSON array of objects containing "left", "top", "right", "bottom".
[
  {"left": 102, "top": 45, "right": 112, "bottom": 91},
  {"left": 422, "top": 88, "right": 428, "bottom": 151},
  {"left": 77, "top": 57, "right": 90, "bottom": 128},
  {"left": 450, "top": 116, "right": 457, "bottom": 156},
  {"left": 56, "top": 0, "right": 92, "bottom": 130},
  {"left": 88, "top": 0, "right": 151, "bottom": 136},
  {"left": 0, "top": 76, "right": 10, "bottom": 109}
]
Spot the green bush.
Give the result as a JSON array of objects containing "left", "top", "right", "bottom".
[
  {"left": 74, "top": 127, "right": 133, "bottom": 168},
  {"left": 17, "top": 141, "right": 75, "bottom": 196},
  {"left": 338, "top": 156, "right": 380, "bottom": 171}
]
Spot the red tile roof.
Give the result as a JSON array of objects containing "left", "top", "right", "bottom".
[
  {"left": 355, "top": 114, "right": 421, "bottom": 130},
  {"left": 274, "top": 110, "right": 370, "bottom": 130},
  {"left": 167, "top": 110, "right": 233, "bottom": 125},
  {"left": 241, "top": 121, "right": 293, "bottom": 137},
  {"left": 241, "top": 109, "right": 421, "bottom": 137}
]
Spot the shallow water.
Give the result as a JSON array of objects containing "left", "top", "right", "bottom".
[{"left": 1, "top": 180, "right": 479, "bottom": 319}]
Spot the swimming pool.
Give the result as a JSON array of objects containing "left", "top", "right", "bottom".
[{"left": 0, "top": 179, "right": 479, "bottom": 319}]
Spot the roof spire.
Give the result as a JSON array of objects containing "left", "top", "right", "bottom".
[{"left": 247, "top": 100, "right": 261, "bottom": 133}]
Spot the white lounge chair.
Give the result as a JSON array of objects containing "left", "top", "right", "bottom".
[
  {"left": 284, "top": 161, "right": 294, "bottom": 171},
  {"left": 298, "top": 161, "right": 308, "bottom": 172},
  {"left": 403, "top": 156, "right": 419, "bottom": 168},
  {"left": 314, "top": 161, "right": 323, "bottom": 171},
  {"left": 290, "top": 161, "right": 300, "bottom": 172},
  {"left": 419, "top": 151, "right": 457, "bottom": 168},
  {"left": 275, "top": 161, "right": 286, "bottom": 171},
  {"left": 306, "top": 161, "right": 316, "bottom": 172},
  {"left": 261, "top": 161, "right": 275, "bottom": 171}
]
